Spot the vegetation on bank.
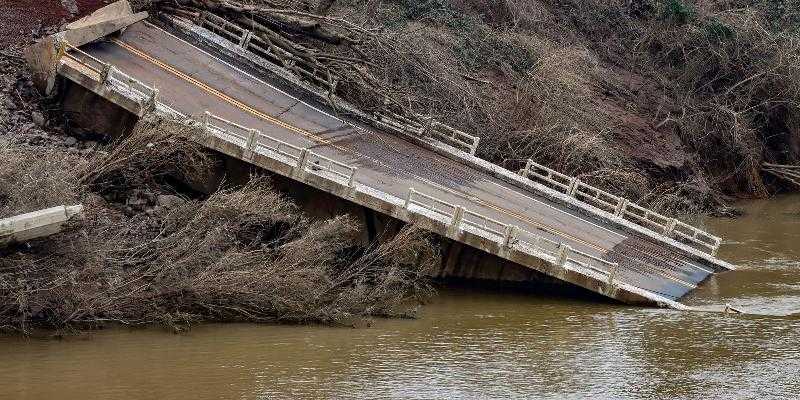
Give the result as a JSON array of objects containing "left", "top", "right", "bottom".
[
  {"left": 354, "top": 0, "right": 800, "bottom": 213},
  {"left": 2, "top": 0, "right": 799, "bottom": 335},
  {"left": 155, "top": 0, "right": 800, "bottom": 215},
  {"left": 0, "top": 117, "right": 438, "bottom": 335}
]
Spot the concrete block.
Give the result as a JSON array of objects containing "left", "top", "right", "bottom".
[
  {"left": 0, "top": 205, "right": 84, "bottom": 246},
  {"left": 25, "top": 0, "right": 147, "bottom": 96}
]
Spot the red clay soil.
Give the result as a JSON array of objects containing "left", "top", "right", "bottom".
[{"left": 1, "top": 0, "right": 106, "bottom": 48}]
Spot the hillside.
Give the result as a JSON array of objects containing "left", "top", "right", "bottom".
[{"left": 152, "top": 0, "right": 800, "bottom": 216}]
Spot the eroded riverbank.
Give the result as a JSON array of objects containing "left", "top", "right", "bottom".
[{"left": 1, "top": 196, "right": 798, "bottom": 399}]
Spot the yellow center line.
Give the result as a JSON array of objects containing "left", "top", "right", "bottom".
[{"left": 108, "top": 39, "right": 696, "bottom": 289}]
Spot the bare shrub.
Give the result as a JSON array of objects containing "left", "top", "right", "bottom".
[
  {"left": 79, "top": 115, "right": 215, "bottom": 193},
  {"left": 638, "top": 7, "right": 800, "bottom": 196},
  {"left": 0, "top": 119, "right": 438, "bottom": 334}
]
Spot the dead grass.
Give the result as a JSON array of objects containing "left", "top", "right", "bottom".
[
  {"left": 0, "top": 116, "right": 438, "bottom": 334},
  {"left": 0, "top": 134, "right": 84, "bottom": 217}
]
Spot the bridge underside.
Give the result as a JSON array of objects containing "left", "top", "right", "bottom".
[{"left": 42, "top": 13, "right": 732, "bottom": 308}]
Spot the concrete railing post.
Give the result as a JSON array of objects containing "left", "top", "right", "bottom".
[
  {"left": 243, "top": 128, "right": 259, "bottom": 159},
  {"left": 520, "top": 159, "right": 532, "bottom": 178},
  {"left": 502, "top": 225, "right": 518, "bottom": 248},
  {"left": 55, "top": 38, "right": 67, "bottom": 62},
  {"left": 347, "top": 168, "right": 358, "bottom": 189},
  {"left": 664, "top": 218, "right": 678, "bottom": 236},
  {"left": 296, "top": 149, "right": 308, "bottom": 171},
  {"left": 711, "top": 238, "right": 722, "bottom": 257},
  {"left": 99, "top": 64, "right": 112, "bottom": 84},
  {"left": 567, "top": 178, "right": 580, "bottom": 197},
  {"left": 202, "top": 111, "right": 211, "bottom": 137},
  {"left": 614, "top": 198, "right": 629, "bottom": 217},
  {"left": 240, "top": 31, "right": 253, "bottom": 48},
  {"left": 555, "top": 243, "right": 569, "bottom": 267},
  {"left": 404, "top": 188, "right": 415, "bottom": 209},
  {"left": 141, "top": 87, "right": 159, "bottom": 115},
  {"left": 470, "top": 137, "right": 480, "bottom": 155},
  {"left": 607, "top": 263, "right": 619, "bottom": 285},
  {"left": 448, "top": 206, "right": 464, "bottom": 236}
]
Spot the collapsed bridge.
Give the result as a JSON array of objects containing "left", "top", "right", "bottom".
[{"left": 26, "top": 1, "right": 734, "bottom": 308}]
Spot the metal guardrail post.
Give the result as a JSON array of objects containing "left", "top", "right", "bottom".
[
  {"left": 556, "top": 243, "right": 569, "bottom": 267},
  {"left": 404, "top": 188, "right": 415, "bottom": 209}
]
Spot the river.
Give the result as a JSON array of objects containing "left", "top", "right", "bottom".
[{"left": 1, "top": 195, "right": 798, "bottom": 399}]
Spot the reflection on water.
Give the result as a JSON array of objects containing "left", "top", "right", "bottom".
[{"left": 1, "top": 196, "right": 798, "bottom": 399}]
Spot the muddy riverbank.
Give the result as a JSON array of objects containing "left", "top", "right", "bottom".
[{"left": 1, "top": 195, "right": 798, "bottom": 399}]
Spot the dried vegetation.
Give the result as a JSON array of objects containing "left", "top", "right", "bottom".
[
  {"left": 0, "top": 116, "right": 438, "bottom": 335},
  {"left": 151, "top": 0, "right": 800, "bottom": 215}
]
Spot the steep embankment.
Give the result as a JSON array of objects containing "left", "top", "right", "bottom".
[
  {"left": 332, "top": 0, "right": 800, "bottom": 213},
  {"left": 154, "top": 0, "right": 799, "bottom": 215},
  {"left": 0, "top": 1, "right": 437, "bottom": 335}
]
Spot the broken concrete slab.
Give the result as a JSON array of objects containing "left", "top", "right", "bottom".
[
  {"left": 0, "top": 205, "right": 84, "bottom": 246},
  {"left": 24, "top": 0, "right": 148, "bottom": 95}
]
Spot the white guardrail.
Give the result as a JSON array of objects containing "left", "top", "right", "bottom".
[
  {"left": 519, "top": 160, "right": 722, "bottom": 256},
  {"left": 193, "top": 12, "right": 721, "bottom": 259},
  {"left": 59, "top": 38, "right": 666, "bottom": 289},
  {"left": 403, "top": 188, "right": 620, "bottom": 284},
  {"left": 63, "top": 43, "right": 159, "bottom": 108},
  {"left": 197, "top": 12, "right": 481, "bottom": 156}
]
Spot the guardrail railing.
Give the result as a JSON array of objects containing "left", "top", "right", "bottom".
[
  {"left": 519, "top": 159, "right": 722, "bottom": 256},
  {"left": 63, "top": 43, "right": 112, "bottom": 81},
  {"left": 63, "top": 42, "right": 159, "bottom": 109},
  {"left": 195, "top": 12, "right": 481, "bottom": 156},
  {"left": 60, "top": 41, "right": 679, "bottom": 297},
  {"left": 199, "top": 12, "right": 252, "bottom": 48},
  {"left": 255, "top": 132, "right": 305, "bottom": 164},
  {"left": 108, "top": 67, "right": 159, "bottom": 106},
  {"left": 304, "top": 151, "right": 358, "bottom": 186},
  {"left": 404, "top": 188, "right": 457, "bottom": 222},
  {"left": 401, "top": 187, "right": 620, "bottom": 283},
  {"left": 202, "top": 111, "right": 253, "bottom": 148}
]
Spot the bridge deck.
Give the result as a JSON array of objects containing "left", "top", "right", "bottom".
[{"left": 70, "top": 21, "right": 716, "bottom": 303}]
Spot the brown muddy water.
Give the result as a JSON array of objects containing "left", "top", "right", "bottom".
[{"left": 1, "top": 196, "right": 799, "bottom": 399}]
